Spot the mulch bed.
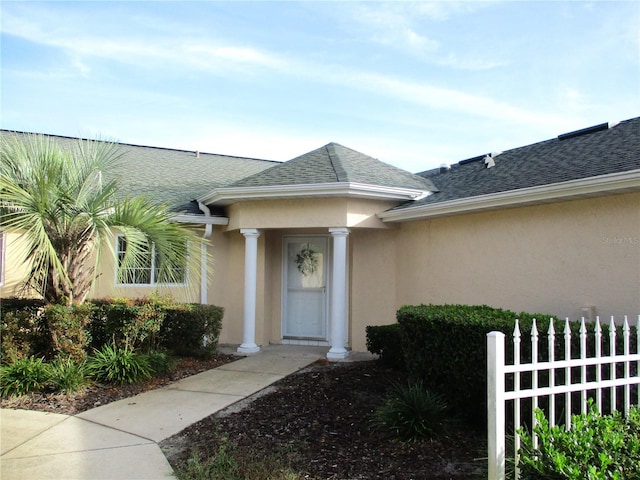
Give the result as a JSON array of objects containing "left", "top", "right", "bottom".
[
  {"left": 2, "top": 354, "right": 487, "bottom": 479},
  {"left": 161, "top": 360, "right": 488, "bottom": 480}
]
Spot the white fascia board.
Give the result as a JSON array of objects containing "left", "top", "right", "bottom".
[
  {"left": 379, "top": 169, "right": 640, "bottom": 223},
  {"left": 198, "top": 182, "right": 431, "bottom": 206},
  {"left": 172, "top": 214, "right": 229, "bottom": 225}
]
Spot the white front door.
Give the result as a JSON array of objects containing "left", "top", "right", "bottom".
[{"left": 283, "top": 236, "right": 329, "bottom": 340}]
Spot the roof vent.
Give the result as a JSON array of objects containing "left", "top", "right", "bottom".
[
  {"left": 557, "top": 121, "right": 617, "bottom": 141},
  {"left": 195, "top": 150, "right": 200, "bottom": 158},
  {"left": 439, "top": 163, "right": 450, "bottom": 173},
  {"left": 484, "top": 154, "right": 495, "bottom": 169}
]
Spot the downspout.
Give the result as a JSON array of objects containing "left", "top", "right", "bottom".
[{"left": 198, "top": 201, "right": 213, "bottom": 305}]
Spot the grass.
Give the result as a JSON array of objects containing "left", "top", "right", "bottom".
[{"left": 176, "top": 437, "right": 302, "bottom": 480}]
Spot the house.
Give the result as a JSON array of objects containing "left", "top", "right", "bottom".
[{"left": 1, "top": 118, "right": 639, "bottom": 359}]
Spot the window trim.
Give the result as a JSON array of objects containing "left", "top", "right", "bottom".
[{"left": 115, "top": 234, "right": 188, "bottom": 286}]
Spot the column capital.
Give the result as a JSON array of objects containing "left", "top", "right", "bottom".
[
  {"left": 329, "top": 227, "right": 350, "bottom": 236},
  {"left": 240, "top": 228, "right": 261, "bottom": 238}
]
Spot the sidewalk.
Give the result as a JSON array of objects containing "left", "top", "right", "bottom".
[{"left": 1, "top": 345, "right": 360, "bottom": 480}]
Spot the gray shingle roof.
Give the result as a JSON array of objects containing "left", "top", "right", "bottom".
[
  {"left": 230, "top": 142, "right": 437, "bottom": 192},
  {"left": 0, "top": 131, "right": 278, "bottom": 214},
  {"left": 399, "top": 117, "right": 640, "bottom": 210}
]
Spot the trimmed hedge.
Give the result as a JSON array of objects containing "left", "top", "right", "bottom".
[
  {"left": 1, "top": 297, "right": 224, "bottom": 361},
  {"left": 365, "top": 323, "right": 403, "bottom": 370},
  {"left": 367, "top": 304, "right": 637, "bottom": 425},
  {"left": 161, "top": 304, "right": 224, "bottom": 358}
]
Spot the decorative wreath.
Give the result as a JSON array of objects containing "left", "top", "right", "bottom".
[{"left": 295, "top": 244, "right": 318, "bottom": 276}]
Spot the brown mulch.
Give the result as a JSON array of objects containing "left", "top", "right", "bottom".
[
  {"left": 2, "top": 355, "right": 487, "bottom": 479},
  {"left": 161, "top": 360, "right": 488, "bottom": 480}
]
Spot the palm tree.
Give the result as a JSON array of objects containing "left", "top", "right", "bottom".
[{"left": 0, "top": 133, "right": 202, "bottom": 305}]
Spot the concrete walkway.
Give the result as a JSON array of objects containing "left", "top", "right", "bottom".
[{"left": 1, "top": 345, "right": 357, "bottom": 480}]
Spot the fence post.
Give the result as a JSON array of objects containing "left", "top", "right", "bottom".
[{"left": 487, "top": 331, "right": 506, "bottom": 480}]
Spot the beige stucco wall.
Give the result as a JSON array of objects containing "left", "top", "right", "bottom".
[
  {"left": 394, "top": 192, "right": 640, "bottom": 321},
  {"left": 1, "top": 230, "right": 39, "bottom": 298},
  {"left": 225, "top": 197, "right": 397, "bottom": 231}
]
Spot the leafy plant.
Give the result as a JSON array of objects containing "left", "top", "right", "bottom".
[
  {"left": 142, "top": 350, "right": 176, "bottom": 375},
  {"left": 0, "top": 133, "right": 202, "bottom": 305},
  {"left": 373, "top": 380, "right": 451, "bottom": 442},
  {"left": 0, "top": 356, "right": 50, "bottom": 397},
  {"left": 517, "top": 403, "right": 640, "bottom": 480},
  {"left": 87, "top": 343, "right": 151, "bottom": 384},
  {"left": 47, "top": 356, "right": 87, "bottom": 393}
]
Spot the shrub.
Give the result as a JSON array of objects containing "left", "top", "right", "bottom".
[
  {"left": 161, "top": 304, "right": 223, "bottom": 357},
  {"left": 373, "top": 380, "right": 450, "bottom": 442},
  {"left": 142, "top": 350, "right": 177, "bottom": 375},
  {"left": 518, "top": 403, "right": 640, "bottom": 479},
  {"left": 392, "top": 304, "right": 637, "bottom": 424},
  {"left": 366, "top": 323, "right": 404, "bottom": 369},
  {"left": 89, "top": 296, "right": 166, "bottom": 351},
  {"left": 0, "top": 356, "right": 50, "bottom": 397},
  {"left": 87, "top": 343, "right": 152, "bottom": 384},
  {"left": 0, "top": 306, "right": 48, "bottom": 362},
  {"left": 44, "top": 303, "right": 93, "bottom": 362},
  {"left": 47, "top": 356, "right": 86, "bottom": 393}
]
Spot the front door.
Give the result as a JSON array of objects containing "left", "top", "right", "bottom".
[{"left": 283, "top": 236, "right": 329, "bottom": 340}]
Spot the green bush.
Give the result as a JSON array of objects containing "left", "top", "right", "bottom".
[
  {"left": 392, "top": 304, "right": 637, "bottom": 424},
  {"left": 0, "top": 356, "right": 50, "bottom": 397},
  {"left": 373, "top": 380, "right": 450, "bottom": 442},
  {"left": 161, "top": 304, "right": 223, "bottom": 357},
  {"left": 44, "top": 303, "right": 93, "bottom": 362},
  {"left": 47, "top": 356, "right": 86, "bottom": 393},
  {"left": 142, "top": 350, "right": 177, "bottom": 375},
  {"left": 1, "top": 304, "right": 48, "bottom": 362},
  {"left": 87, "top": 343, "right": 152, "bottom": 384},
  {"left": 366, "top": 323, "right": 404, "bottom": 369},
  {"left": 518, "top": 403, "right": 640, "bottom": 479},
  {"left": 89, "top": 296, "right": 166, "bottom": 351}
]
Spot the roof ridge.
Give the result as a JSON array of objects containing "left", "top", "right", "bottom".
[{"left": 325, "top": 143, "right": 348, "bottom": 182}]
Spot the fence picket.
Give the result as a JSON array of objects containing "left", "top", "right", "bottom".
[{"left": 564, "top": 318, "right": 571, "bottom": 429}]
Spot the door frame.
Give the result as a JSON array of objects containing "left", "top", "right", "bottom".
[{"left": 281, "top": 235, "right": 331, "bottom": 342}]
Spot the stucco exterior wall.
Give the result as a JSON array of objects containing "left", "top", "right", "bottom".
[
  {"left": 0, "top": 230, "right": 39, "bottom": 298},
  {"left": 225, "top": 197, "right": 397, "bottom": 231},
  {"left": 394, "top": 192, "right": 640, "bottom": 320},
  {"left": 349, "top": 228, "right": 398, "bottom": 351}
]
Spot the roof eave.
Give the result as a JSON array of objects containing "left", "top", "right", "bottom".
[
  {"left": 172, "top": 214, "right": 230, "bottom": 226},
  {"left": 198, "top": 182, "right": 432, "bottom": 206},
  {"left": 379, "top": 169, "right": 640, "bottom": 223}
]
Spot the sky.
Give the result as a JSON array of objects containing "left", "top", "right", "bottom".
[{"left": 1, "top": 1, "right": 638, "bottom": 173}]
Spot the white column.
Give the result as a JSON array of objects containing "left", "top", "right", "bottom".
[
  {"left": 327, "top": 227, "right": 350, "bottom": 360},
  {"left": 238, "top": 229, "right": 261, "bottom": 354}
]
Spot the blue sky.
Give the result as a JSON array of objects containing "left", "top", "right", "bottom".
[{"left": 1, "top": 1, "right": 638, "bottom": 172}]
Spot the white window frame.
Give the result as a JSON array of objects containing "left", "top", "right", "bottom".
[{"left": 115, "top": 235, "right": 188, "bottom": 286}]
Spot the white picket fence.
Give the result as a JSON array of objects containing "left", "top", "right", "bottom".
[{"left": 487, "top": 316, "right": 640, "bottom": 480}]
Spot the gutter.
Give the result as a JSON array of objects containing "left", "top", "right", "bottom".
[
  {"left": 379, "top": 169, "right": 640, "bottom": 223},
  {"left": 198, "top": 182, "right": 432, "bottom": 206},
  {"left": 197, "top": 202, "right": 213, "bottom": 305}
]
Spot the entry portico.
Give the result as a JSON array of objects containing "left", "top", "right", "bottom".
[{"left": 197, "top": 143, "right": 435, "bottom": 359}]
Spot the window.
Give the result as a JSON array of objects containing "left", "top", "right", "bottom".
[
  {"left": 0, "top": 230, "right": 5, "bottom": 286},
  {"left": 116, "top": 236, "right": 186, "bottom": 285}
]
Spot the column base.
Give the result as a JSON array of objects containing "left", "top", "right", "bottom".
[
  {"left": 237, "top": 344, "right": 261, "bottom": 355},
  {"left": 326, "top": 348, "right": 350, "bottom": 361}
]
